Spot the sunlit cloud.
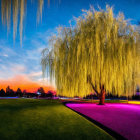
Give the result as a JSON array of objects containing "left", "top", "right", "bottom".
[
  {"left": 2, "top": 54, "right": 8, "bottom": 57},
  {"left": 11, "top": 65, "right": 26, "bottom": 72},
  {"left": 29, "top": 71, "right": 42, "bottom": 77}
]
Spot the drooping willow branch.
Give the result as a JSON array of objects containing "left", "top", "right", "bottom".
[{"left": 1, "top": 0, "right": 44, "bottom": 46}]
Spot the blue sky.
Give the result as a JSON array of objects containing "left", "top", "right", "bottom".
[{"left": 0, "top": 0, "right": 139, "bottom": 86}]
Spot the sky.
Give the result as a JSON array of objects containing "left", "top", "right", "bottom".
[{"left": 0, "top": 0, "right": 139, "bottom": 92}]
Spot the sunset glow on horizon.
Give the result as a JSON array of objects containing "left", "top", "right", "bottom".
[{"left": 0, "top": 75, "right": 56, "bottom": 93}]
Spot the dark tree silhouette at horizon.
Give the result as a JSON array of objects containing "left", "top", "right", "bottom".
[
  {"left": 0, "top": 89, "right": 5, "bottom": 97},
  {"left": 16, "top": 88, "right": 23, "bottom": 97},
  {"left": 38, "top": 87, "right": 45, "bottom": 97}
]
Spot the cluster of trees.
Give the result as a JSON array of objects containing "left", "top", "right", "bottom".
[
  {"left": 42, "top": 5, "right": 140, "bottom": 105},
  {"left": 37, "top": 87, "right": 55, "bottom": 98},
  {"left": 0, "top": 86, "right": 55, "bottom": 98},
  {"left": 0, "top": 86, "right": 23, "bottom": 97}
]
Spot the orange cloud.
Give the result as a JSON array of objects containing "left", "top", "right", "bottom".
[{"left": 0, "top": 75, "right": 55, "bottom": 93}]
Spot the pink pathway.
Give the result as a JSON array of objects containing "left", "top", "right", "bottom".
[{"left": 66, "top": 103, "right": 140, "bottom": 140}]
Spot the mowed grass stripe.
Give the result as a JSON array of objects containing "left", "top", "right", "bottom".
[{"left": 0, "top": 99, "right": 114, "bottom": 140}]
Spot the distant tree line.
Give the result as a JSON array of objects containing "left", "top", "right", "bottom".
[
  {"left": 0, "top": 86, "right": 55, "bottom": 98},
  {"left": 84, "top": 87, "right": 140, "bottom": 100}
]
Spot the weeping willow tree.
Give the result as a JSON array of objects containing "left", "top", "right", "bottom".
[
  {"left": 1, "top": 0, "right": 46, "bottom": 45},
  {"left": 42, "top": 6, "right": 140, "bottom": 105}
]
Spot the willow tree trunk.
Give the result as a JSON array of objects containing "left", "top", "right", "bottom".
[
  {"left": 99, "top": 88, "right": 105, "bottom": 105},
  {"left": 87, "top": 76, "right": 106, "bottom": 105}
]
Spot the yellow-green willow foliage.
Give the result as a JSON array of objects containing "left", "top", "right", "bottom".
[
  {"left": 42, "top": 6, "right": 140, "bottom": 98},
  {"left": 1, "top": 0, "right": 44, "bottom": 45}
]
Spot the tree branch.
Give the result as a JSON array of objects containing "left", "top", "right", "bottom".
[{"left": 87, "top": 75, "right": 99, "bottom": 95}]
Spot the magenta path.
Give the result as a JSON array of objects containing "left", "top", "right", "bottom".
[{"left": 66, "top": 103, "right": 140, "bottom": 140}]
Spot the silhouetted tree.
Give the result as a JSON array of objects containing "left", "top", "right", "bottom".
[
  {"left": 11, "top": 89, "right": 15, "bottom": 97},
  {"left": 38, "top": 87, "right": 45, "bottom": 97},
  {"left": 23, "top": 90, "right": 27, "bottom": 96},
  {"left": 0, "top": 89, "right": 5, "bottom": 97},
  {"left": 5, "top": 86, "right": 15, "bottom": 97},
  {"left": 16, "top": 88, "right": 23, "bottom": 97},
  {"left": 6, "top": 86, "right": 11, "bottom": 96},
  {"left": 46, "top": 91, "right": 54, "bottom": 98}
]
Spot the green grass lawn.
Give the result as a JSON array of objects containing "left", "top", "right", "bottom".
[{"left": 0, "top": 99, "right": 114, "bottom": 140}]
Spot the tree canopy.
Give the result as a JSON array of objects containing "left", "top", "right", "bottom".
[{"left": 42, "top": 6, "right": 140, "bottom": 99}]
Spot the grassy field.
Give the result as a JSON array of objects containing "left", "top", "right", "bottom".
[{"left": 0, "top": 99, "right": 114, "bottom": 140}]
